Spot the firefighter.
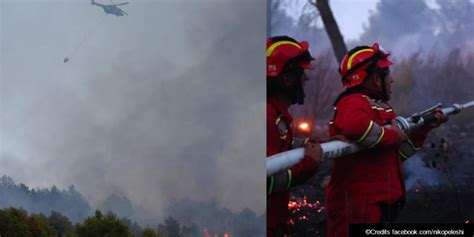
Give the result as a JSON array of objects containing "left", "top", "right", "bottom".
[
  {"left": 266, "top": 36, "right": 322, "bottom": 237},
  {"left": 325, "top": 43, "right": 447, "bottom": 237}
]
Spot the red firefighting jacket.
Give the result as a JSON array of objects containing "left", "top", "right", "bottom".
[
  {"left": 267, "top": 97, "right": 319, "bottom": 234},
  {"left": 326, "top": 93, "right": 428, "bottom": 226}
]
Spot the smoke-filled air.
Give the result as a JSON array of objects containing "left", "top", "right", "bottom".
[{"left": 0, "top": 0, "right": 265, "bottom": 236}]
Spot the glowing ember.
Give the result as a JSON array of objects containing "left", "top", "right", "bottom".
[
  {"left": 298, "top": 122, "right": 310, "bottom": 131},
  {"left": 465, "top": 220, "right": 470, "bottom": 224},
  {"left": 415, "top": 188, "right": 420, "bottom": 193},
  {"left": 287, "top": 195, "right": 325, "bottom": 225}
]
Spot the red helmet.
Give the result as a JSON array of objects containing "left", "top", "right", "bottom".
[
  {"left": 266, "top": 36, "right": 314, "bottom": 77},
  {"left": 339, "top": 43, "right": 393, "bottom": 89}
]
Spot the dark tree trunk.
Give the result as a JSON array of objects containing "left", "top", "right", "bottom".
[{"left": 312, "top": 0, "right": 348, "bottom": 63}]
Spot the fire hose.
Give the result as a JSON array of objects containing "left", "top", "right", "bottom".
[{"left": 267, "top": 101, "right": 474, "bottom": 177}]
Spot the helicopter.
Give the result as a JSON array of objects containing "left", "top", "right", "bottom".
[{"left": 91, "top": 0, "right": 129, "bottom": 17}]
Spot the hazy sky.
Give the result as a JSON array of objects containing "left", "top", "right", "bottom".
[
  {"left": 329, "top": 0, "right": 379, "bottom": 41},
  {"left": 284, "top": 0, "right": 379, "bottom": 41},
  {"left": 0, "top": 0, "right": 265, "bottom": 217},
  {"left": 284, "top": 0, "right": 446, "bottom": 42}
]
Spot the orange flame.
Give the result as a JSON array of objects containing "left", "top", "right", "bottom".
[{"left": 203, "top": 227, "right": 230, "bottom": 237}]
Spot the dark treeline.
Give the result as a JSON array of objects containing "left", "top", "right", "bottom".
[
  {"left": 0, "top": 175, "right": 91, "bottom": 223},
  {"left": 0, "top": 207, "right": 192, "bottom": 237},
  {"left": 0, "top": 176, "right": 264, "bottom": 236},
  {"left": 0, "top": 206, "right": 261, "bottom": 237}
]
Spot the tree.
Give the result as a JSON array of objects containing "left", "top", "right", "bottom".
[
  {"left": 0, "top": 208, "right": 29, "bottom": 236},
  {"left": 231, "top": 208, "right": 262, "bottom": 237},
  {"left": 359, "top": 0, "right": 435, "bottom": 56},
  {"left": 48, "top": 211, "right": 74, "bottom": 237},
  {"left": 28, "top": 213, "right": 57, "bottom": 237},
  {"left": 121, "top": 217, "right": 143, "bottom": 237},
  {"left": 181, "top": 223, "right": 200, "bottom": 237},
  {"left": 268, "top": 0, "right": 298, "bottom": 37},
  {"left": 101, "top": 194, "right": 134, "bottom": 218},
  {"left": 75, "top": 210, "right": 132, "bottom": 237},
  {"left": 0, "top": 176, "right": 91, "bottom": 223},
  {"left": 0, "top": 175, "right": 15, "bottom": 187},
  {"left": 142, "top": 227, "right": 160, "bottom": 237},
  {"left": 0, "top": 208, "right": 56, "bottom": 237},
  {"left": 164, "top": 217, "right": 181, "bottom": 237},
  {"left": 390, "top": 54, "right": 419, "bottom": 115}
]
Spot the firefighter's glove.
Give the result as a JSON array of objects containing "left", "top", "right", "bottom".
[{"left": 426, "top": 108, "right": 448, "bottom": 129}]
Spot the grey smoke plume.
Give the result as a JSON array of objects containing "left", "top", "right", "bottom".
[
  {"left": 0, "top": 0, "right": 265, "bottom": 221},
  {"left": 360, "top": 0, "right": 474, "bottom": 57}
]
